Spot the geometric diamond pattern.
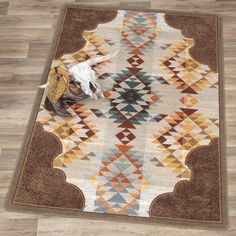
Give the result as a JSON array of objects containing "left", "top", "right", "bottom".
[
  {"left": 37, "top": 10, "right": 220, "bottom": 218},
  {"left": 37, "top": 104, "right": 99, "bottom": 166},
  {"left": 94, "top": 145, "right": 143, "bottom": 215},
  {"left": 104, "top": 70, "right": 159, "bottom": 125},
  {"left": 160, "top": 39, "right": 218, "bottom": 94},
  {"left": 116, "top": 128, "right": 136, "bottom": 145},
  {"left": 179, "top": 94, "right": 198, "bottom": 108}
]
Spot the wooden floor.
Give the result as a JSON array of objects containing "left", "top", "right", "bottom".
[{"left": 0, "top": 0, "right": 235, "bottom": 235}]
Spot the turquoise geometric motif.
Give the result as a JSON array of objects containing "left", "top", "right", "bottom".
[
  {"left": 94, "top": 146, "right": 143, "bottom": 216},
  {"left": 105, "top": 68, "right": 160, "bottom": 125}
]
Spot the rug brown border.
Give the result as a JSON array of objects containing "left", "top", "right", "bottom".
[{"left": 4, "top": 4, "right": 228, "bottom": 230}]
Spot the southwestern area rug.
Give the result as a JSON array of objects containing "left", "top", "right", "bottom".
[{"left": 6, "top": 5, "right": 227, "bottom": 228}]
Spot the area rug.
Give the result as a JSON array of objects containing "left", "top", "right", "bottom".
[{"left": 6, "top": 5, "right": 227, "bottom": 228}]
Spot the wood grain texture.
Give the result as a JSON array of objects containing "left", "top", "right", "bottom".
[{"left": 0, "top": 1, "right": 235, "bottom": 235}]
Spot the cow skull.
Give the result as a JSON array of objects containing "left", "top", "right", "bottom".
[
  {"left": 39, "top": 50, "right": 120, "bottom": 100},
  {"left": 68, "top": 50, "right": 119, "bottom": 100}
]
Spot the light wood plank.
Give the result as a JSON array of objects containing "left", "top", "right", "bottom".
[
  {"left": 0, "top": 28, "right": 53, "bottom": 43},
  {"left": 0, "top": 74, "right": 41, "bottom": 91},
  {"left": 28, "top": 43, "right": 51, "bottom": 58},
  {"left": 0, "top": 2, "right": 8, "bottom": 15},
  {"left": 0, "top": 58, "right": 46, "bottom": 75},
  {"left": 0, "top": 43, "right": 29, "bottom": 58},
  {"left": 0, "top": 218, "right": 38, "bottom": 236},
  {"left": 36, "top": 217, "right": 236, "bottom": 236},
  {"left": 0, "top": 15, "right": 55, "bottom": 29}
]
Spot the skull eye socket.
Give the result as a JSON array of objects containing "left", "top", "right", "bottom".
[{"left": 89, "top": 82, "right": 97, "bottom": 93}]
